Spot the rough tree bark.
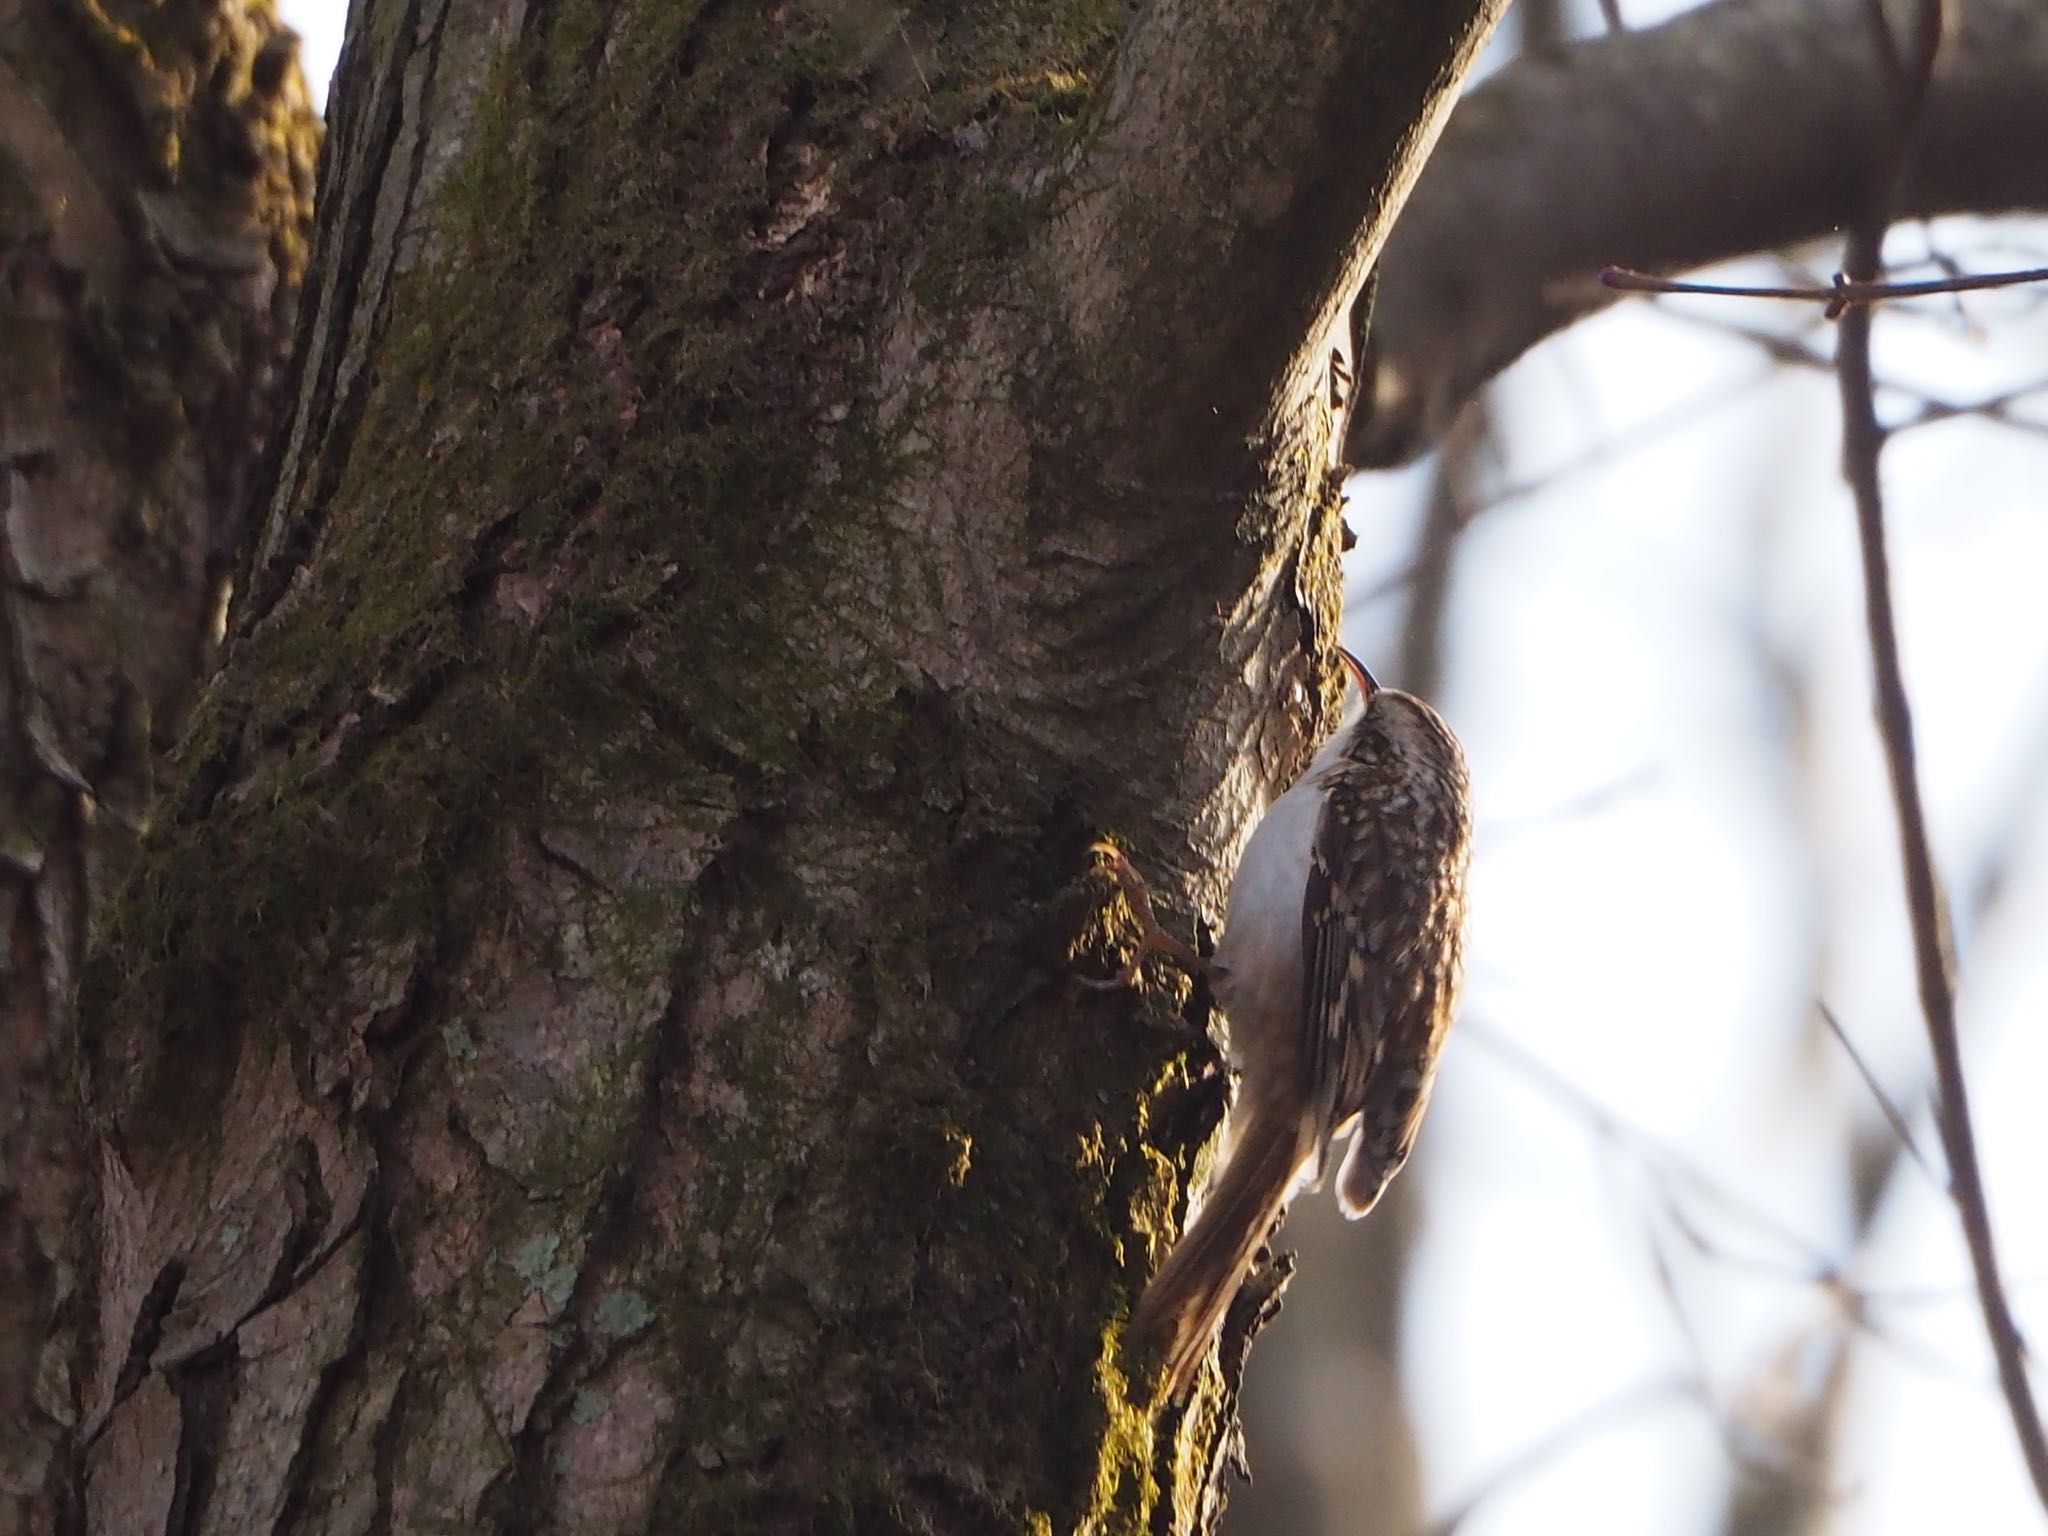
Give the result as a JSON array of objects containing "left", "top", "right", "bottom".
[
  {"left": 12, "top": 1, "right": 1506, "bottom": 1532},
  {"left": 0, "top": 1, "right": 316, "bottom": 1526}
]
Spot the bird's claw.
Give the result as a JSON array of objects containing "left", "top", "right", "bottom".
[
  {"left": 1083, "top": 840, "right": 1206, "bottom": 985},
  {"left": 1077, "top": 963, "right": 1141, "bottom": 992}
]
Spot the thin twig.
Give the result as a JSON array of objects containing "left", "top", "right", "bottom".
[
  {"left": 1835, "top": 0, "right": 2048, "bottom": 1509},
  {"left": 1603, "top": 262, "right": 2048, "bottom": 314},
  {"left": 1814, "top": 1001, "right": 1939, "bottom": 1188},
  {"left": 1465, "top": 1019, "right": 2039, "bottom": 1382},
  {"left": 1480, "top": 768, "right": 1659, "bottom": 844},
  {"left": 1418, "top": 1379, "right": 1700, "bottom": 1536},
  {"left": 1347, "top": 367, "right": 1782, "bottom": 609},
  {"left": 1649, "top": 304, "right": 2048, "bottom": 442},
  {"left": 1466, "top": 1021, "right": 1836, "bottom": 1272}
]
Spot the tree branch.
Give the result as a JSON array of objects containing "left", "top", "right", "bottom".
[
  {"left": 1350, "top": 0, "right": 2048, "bottom": 467},
  {"left": 1604, "top": 260, "right": 2048, "bottom": 310},
  {"left": 1834, "top": 0, "right": 2048, "bottom": 1510},
  {"left": 1051, "top": 0, "right": 1511, "bottom": 479}
]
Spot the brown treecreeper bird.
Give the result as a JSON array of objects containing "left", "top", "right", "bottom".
[{"left": 1093, "top": 651, "right": 1472, "bottom": 1398}]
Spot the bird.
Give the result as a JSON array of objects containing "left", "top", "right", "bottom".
[{"left": 1090, "top": 649, "right": 1472, "bottom": 1399}]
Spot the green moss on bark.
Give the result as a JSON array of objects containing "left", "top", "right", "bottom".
[{"left": 81, "top": 1, "right": 1230, "bottom": 1529}]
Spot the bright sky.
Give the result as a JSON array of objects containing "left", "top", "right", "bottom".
[
  {"left": 281, "top": 0, "right": 343, "bottom": 109},
  {"left": 1331, "top": 261, "right": 2048, "bottom": 1536},
  {"left": 277, "top": 5, "right": 2048, "bottom": 1531}
]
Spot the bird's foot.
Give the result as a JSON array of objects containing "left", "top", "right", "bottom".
[{"left": 1080, "top": 841, "right": 1208, "bottom": 988}]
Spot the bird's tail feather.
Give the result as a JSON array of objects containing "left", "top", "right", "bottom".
[{"left": 1128, "top": 1109, "right": 1306, "bottom": 1399}]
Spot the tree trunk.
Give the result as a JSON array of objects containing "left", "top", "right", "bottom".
[
  {"left": 44, "top": 1, "right": 1505, "bottom": 1533},
  {"left": 0, "top": 1, "right": 316, "bottom": 1526}
]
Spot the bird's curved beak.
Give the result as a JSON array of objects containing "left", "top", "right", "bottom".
[{"left": 1337, "top": 648, "right": 1380, "bottom": 700}]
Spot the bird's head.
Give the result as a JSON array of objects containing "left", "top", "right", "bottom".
[{"left": 1330, "top": 649, "right": 1469, "bottom": 808}]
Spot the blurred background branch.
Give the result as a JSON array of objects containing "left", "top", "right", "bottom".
[{"left": 1349, "top": 0, "right": 2048, "bottom": 468}]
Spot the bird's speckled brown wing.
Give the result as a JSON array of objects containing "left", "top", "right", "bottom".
[{"left": 1299, "top": 765, "right": 1387, "bottom": 1172}]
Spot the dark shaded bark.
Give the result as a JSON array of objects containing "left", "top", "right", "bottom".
[
  {"left": 1348, "top": 0, "right": 2048, "bottom": 467},
  {"left": 48, "top": 1, "right": 1504, "bottom": 1532},
  {"left": 0, "top": 1, "right": 316, "bottom": 1525}
]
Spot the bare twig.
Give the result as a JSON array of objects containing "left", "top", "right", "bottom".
[
  {"left": 1651, "top": 305, "right": 2048, "bottom": 442},
  {"left": 1479, "top": 769, "right": 1660, "bottom": 844},
  {"left": 1418, "top": 1379, "right": 1700, "bottom": 1536},
  {"left": 1347, "top": 366, "right": 1783, "bottom": 609},
  {"left": 1814, "top": 1001, "right": 1939, "bottom": 1188},
  {"left": 1835, "top": 0, "right": 2048, "bottom": 1509},
  {"left": 1603, "top": 261, "right": 2048, "bottom": 314},
  {"left": 1466, "top": 1013, "right": 2048, "bottom": 1417},
  {"left": 1466, "top": 1021, "right": 1837, "bottom": 1273}
]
